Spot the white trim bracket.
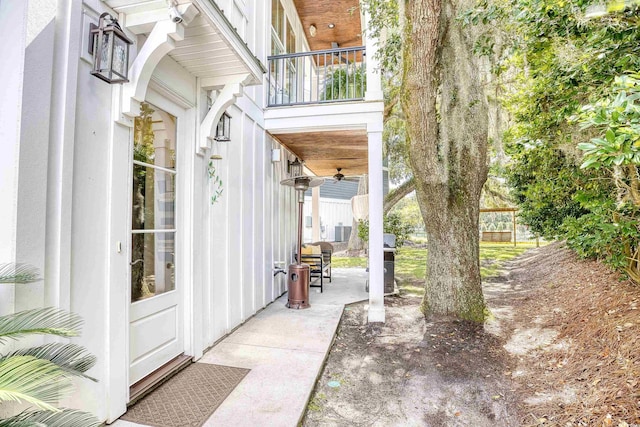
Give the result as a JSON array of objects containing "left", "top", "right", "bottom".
[
  {"left": 120, "top": 19, "right": 185, "bottom": 123},
  {"left": 198, "top": 74, "right": 251, "bottom": 153},
  {"left": 125, "top": 3, "right": 199, "bottom": 35}
]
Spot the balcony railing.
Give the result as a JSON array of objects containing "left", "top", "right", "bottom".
[{"left": 267, "top": 46, "right": 366, "bottom": 107}]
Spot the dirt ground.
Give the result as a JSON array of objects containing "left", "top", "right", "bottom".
[{"left": 302, "top": 243, "right": 640, "bottom": 427}]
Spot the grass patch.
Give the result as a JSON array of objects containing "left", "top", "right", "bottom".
[
  {"left": 333, "top": 242, "right": 541, "bottom": 296},
  {"left": 331, "top": 257, "right": 368, "bottom": 268}
]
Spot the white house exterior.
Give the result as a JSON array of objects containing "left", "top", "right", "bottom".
[
  {"left": 303, "top": 180, "right": 358, "bottom": 243},
  {"left": 0, "top": 0, "right": 384, "bottom": 423},
  {"left": 302, "top": 167, "right": 390, "bottom": 243}
]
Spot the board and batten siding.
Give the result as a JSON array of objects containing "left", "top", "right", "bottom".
[
  {"left": 206, "top": 102, "right": 295, "bottom": 348},
  {"left": 303, "top": 197, "right": 354, "bottom": 243}
]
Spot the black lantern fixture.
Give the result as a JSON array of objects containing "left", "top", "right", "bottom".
[
  {"left": 89, "top": 12, "right": 133, "bottom": 84},
  {"left": 214, "top": 112, "right": 232, "bottom": 141},
  {"left": 288, "top": 157, "right": 303, "bottom": 177}
]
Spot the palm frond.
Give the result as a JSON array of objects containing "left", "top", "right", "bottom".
[
  {"left": 0, "top": 356, "right": 71, "bottom": 411},
  {"left": 0, "top": 344, "right": 97, "bottom": 382},
  {"left": 0, "top": 408, "right": 101, "bottom": 427},
  {"left": 0, "top": 264, "right": 40, "bottom": 284},
  {"left": 0, "top": 308, "right": 82, "bottom": 344}
]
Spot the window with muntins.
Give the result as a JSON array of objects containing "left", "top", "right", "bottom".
[{"left": 270, "top": 0, "right": 298, "bottom": 105}]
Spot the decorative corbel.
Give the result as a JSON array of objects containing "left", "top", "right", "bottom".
[
  {"left": 119, "top": 20, "right": 185, "bottom": 124},
  {"left": 199, "top": 74, "right": 251, "bottom": 153},
  {"left": 125, "top": 3, "right": 198, "bottom": 34}
]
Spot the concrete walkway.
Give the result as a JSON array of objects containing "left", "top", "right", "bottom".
[{"left": 113, "top": 268, "right": 369, "bottom": 427}]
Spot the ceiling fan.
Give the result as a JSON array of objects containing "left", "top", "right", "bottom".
[{"left": 329, "top": 168, "right": 362, "bottom": 183}]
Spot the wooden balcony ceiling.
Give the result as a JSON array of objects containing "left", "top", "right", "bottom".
[
  {"left": 272, "top": 130, "right": 368, "bottom": 177},
  {"left": 293, "top": 0, "right": 363, "bottom": 51}
]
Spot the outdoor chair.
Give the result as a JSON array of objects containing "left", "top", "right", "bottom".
[
  {"left": 296, "top": 242, "right": 333, "bottom": 292},
  {"left": 310, "top": 241, "right": 333, "bottom": 282}
]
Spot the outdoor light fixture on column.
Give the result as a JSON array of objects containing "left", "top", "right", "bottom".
[
  {"left": 214, "top": 112, "right": 231, "bottom": 141},
  {"left": 288, "top": 157, "right": 303, "bottom": 177},
  {"left": 89, "top": 12, "right": 133, "bottom": 84}
]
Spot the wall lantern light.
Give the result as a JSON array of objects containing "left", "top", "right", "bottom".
[
  {"left": 89, "top": 12, "right": 133, "bottom": 84},
  {"left": 271, "top": 149, "right": 281, "bottom": 162},
  {"left": 214, "top": 112, "right": 232, "bottom": 141},
  {"left": 288, "top": 157, "right": 303, "bottom": 177}
]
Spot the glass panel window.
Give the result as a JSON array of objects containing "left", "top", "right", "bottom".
[
  {"left": 131, "top": 232, "right": 175, "bottom": 302},
  {"left": 131, "top": 165, "right": 175, "bottom": 230},
  {"left": 131, "top": 102, "right": 177, "bottom": 303},
  {"left": 100, "top": 33, "right": 111, "bottom": 67},
  {"left": 270, "top": 0, "right": 299, "bottom": 104},
  {"left": 271, "top": 0, "right": 284, "bottom": 43},
  {"left": 133, "top": 103, "right": 176, "bottom": 168},
  {"left": 112, "top": 36, "right": 128, "bottom": 76},
  {"left": 286, "top": 21, "right": 295, "bottom": 54}
]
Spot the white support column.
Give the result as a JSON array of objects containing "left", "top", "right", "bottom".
[
  {"left": 312, "top": 186, "right": 320, "bottom": 241},
  {"left": 367, "top": 124, "right": 385, "bottom": 323},
  {"left": 363, "top": 9, "right": 383, "bottom": 102},
  {"left": 46, "top": 0, "right": 83, "bottom": 313}
]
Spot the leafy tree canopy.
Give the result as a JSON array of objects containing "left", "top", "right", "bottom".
[{"left": 468, "top": 0, "right": 640, "bottom": 280}]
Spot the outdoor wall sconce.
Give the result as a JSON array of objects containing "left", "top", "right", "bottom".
[
  {"left": 89, "top": 12, "right": 133, "bottom": 84},
  {"left": 288, "top": 157, "right": 303, "bottom": 177},
  {"left": 214, "top": 112, "right": 231, "bottom": 141},
  {"left": 271, "top": 149, "right": 281, "bottom": 162}
]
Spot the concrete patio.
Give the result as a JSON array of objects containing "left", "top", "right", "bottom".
[{"left": 113, "top": 267, "right": 369, "bottom": 427}]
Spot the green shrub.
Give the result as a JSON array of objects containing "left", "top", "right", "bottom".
[
  {"left": 357, "top": 212, "right": 414, "bottom": 248},
  {"left": 562, "top": 202, "right": 640, "bottom": 281}
]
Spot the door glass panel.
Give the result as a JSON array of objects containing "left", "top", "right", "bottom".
[
  {"left": 133, "top": 103, "right": 176, "bottom": 168},
  {"left": 132, "top": 165, "right": 175, "bottom": 230},
  {"left": 131, "top": 102, "right": 177, "bottom": 303},
  {"left": 131, "top": 232, "right": 175, "bottom": 302}
]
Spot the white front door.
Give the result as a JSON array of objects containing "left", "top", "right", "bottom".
[{"left": 128, "top": 102, "right": 183, "bottom": 385}]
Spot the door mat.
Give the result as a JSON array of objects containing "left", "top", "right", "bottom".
[{"left": 120, "top": 363, "right": 250, "bottom": 427}]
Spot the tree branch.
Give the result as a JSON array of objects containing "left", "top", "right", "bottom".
[
  {"left": 383, "top": 95, "right": 399, "bottom": 123},
  {"left": 383, "top": 177, "right": 415, "bottom": 214},
  {"left": 627, "top": 165, "right": 640, "bottom": 207},
  {"left": 482, "top": 184, "right": 512, "bottom": 205}
]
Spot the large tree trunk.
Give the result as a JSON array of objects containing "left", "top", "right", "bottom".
[{"left": 402, "top": 0, "right": 489, "bottom": 322}]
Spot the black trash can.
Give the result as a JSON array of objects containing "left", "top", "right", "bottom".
[{"left": 383, "top": 233, "right": 396, "bottom": 293}]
